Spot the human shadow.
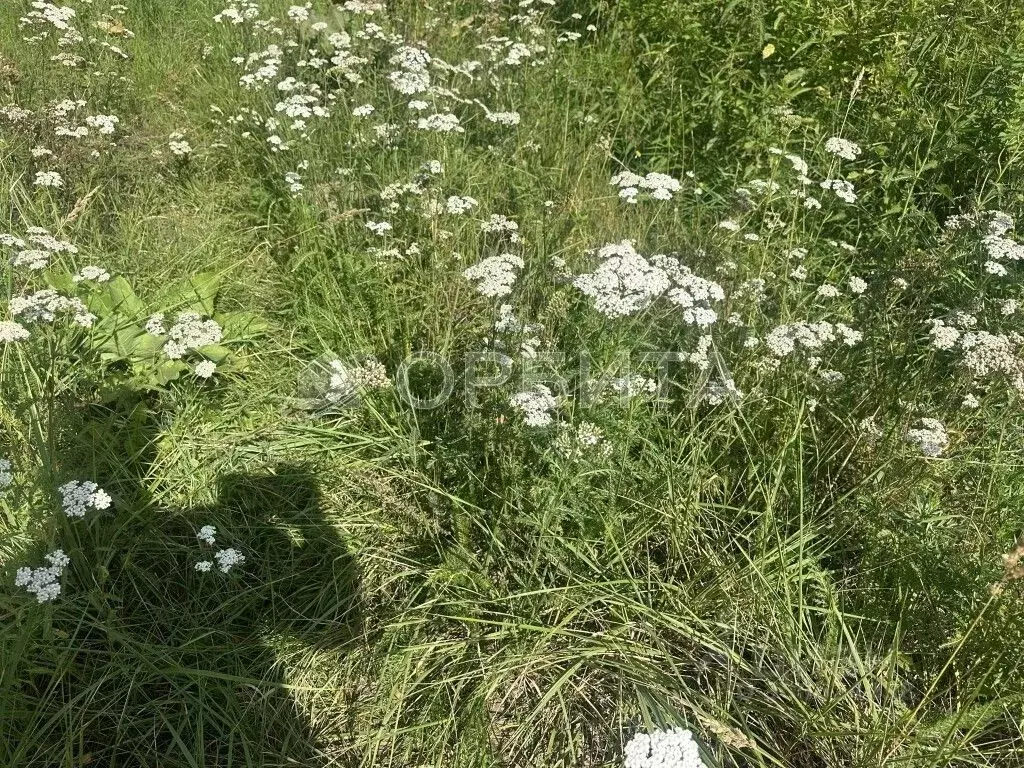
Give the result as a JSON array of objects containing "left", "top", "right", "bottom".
[{"left": 4, "top": 396, "right": 361, "bottom": 767}]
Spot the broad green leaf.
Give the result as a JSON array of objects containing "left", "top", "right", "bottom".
[
  {"left": 218, "top": 310, "right": 269, "bottom": 340},
  {"left": 104, "top": 277, "right": 144, "bottom": 316},
  {"left": 196, "top": 344, "right": 232, "bottom": 363},
  {"left": 159, "top": 272, "right": 221, "bottom": 315},
  {"left": 43, "top": 268, "right": 75, "bottom": 295},
  {"left": 154, "top": 360, "right": 187, "bottom": 385},
  {"left": 125, "top": 332, "right": 165, "bottom": 360}
]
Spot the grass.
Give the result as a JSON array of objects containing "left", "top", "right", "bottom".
[{"left": 2, "top": 0, "right": 1024, "bottom": 766}]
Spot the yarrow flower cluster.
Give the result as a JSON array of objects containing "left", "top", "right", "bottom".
[
  {"left": 485, "top": 110, "right": 521, "bottom": 126},
  {"left": 481, "top": 214, "right": 520, "bottom": 241},
  {"left": 416, "top": 113, "right": 464, "bottom": 133},
  {"left": 194, "top": 522, "right": 245, "bottom": 573},
  {"left": 21, "top": 1, "right": 77, "bottom": 31},
  {"left": 146, "top": 311, "right": 224, "bottom": 359},
  {"left": 322, "top": 357, "right": 392, "bottom": 405},
  {"left": 445, "top": 195, "right": 478, "bottom": 215},
  {"left": 819, "top": 178, "right": 857, "bottom": 203},
  {"left": 194, "top": 360, "right": 218, "bottom": 378},
  {"left": 623, "top": 727, "right": 708, "bottom": 768},
  {"left": 388, "top": 45, "right": 431, "bottom": 95},
  {"left": 74, "top": 265, "right": 111, "bottom": 283},
  {"left": 927, "top": 318, "right": 1024, "bottom": 390},
  {"left": 366, "top": 220, "right": 393, "bottom": 236},
  {"left": 572, "top": 242, "right": 723, "bottom": 322},
  {"left": 553, "top": 421, "right": 610, "bottom": 458},
  {"left": 610, "top": 171, "right": 682, "bottom": 202},
  {"left": 14, "top": 550, "right": 70, "bottom": 603},
  {"left": 168, "top": 132, "right": 194, "bottom": 156},
  {"left": 197, "top": 524, "right": 217, "bottom": 545},
  {"left": 704, "top": 377, "right": 744, "bottom": 405},
  {"left": 958, "top": 331, "right": 1024, "bottom": 390},
  {"left": 58, "top": 480, "right": 111, "bottom": 518},
  {"left": 928, "top": 318, "right": 961, "bottom": 350},
  {"left": 84, "top": 114, "right": 119, "bottom": 135},
  {"left": 824, "top": 137, "right": 862, "bottom": 161},
  {"left": 650, "top": 253, "right": 724, "bottom": 326},
  {"left": 464, "top": 253, "right": 524, "bottom": 297},
  {"left": 0, "top": 458, "right": 12, "bottom": 490},
  {"left": 33, "top": 170, "right": 64, "bottom": 188},
  {"left": 10, "top": 289, "right": 95, "bottom": 327},
  {"left": 285, "top": 171, "right": 304, "bottom": 194},
  {"left": 906, "top": 418, "right": 949, "bottom": 457},
  {"left": 0, "top": 320, "right": 31, "bottom": 343},
  {"left": 572, "top": 241, "right": 668, "bottom": 317},
  {"left": 214, "top": 547, "right": 245, "bottom": 573},
  {"left": 4, "top": 226, "right": 78, "bottom": 271},
  {"left": 610, "top": 374, "right": 658, "bottom": 398},
  {"left": 982, "top": 231, "right": 1024, "bottom": 266},
  {"left": 764, "top": 321, "right": 863, "bottom": 358},
  {"left": 509, "top": 384, "right": 557, "bottom": 426}
]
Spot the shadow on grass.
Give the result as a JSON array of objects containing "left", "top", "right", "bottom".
[{"left": 0, "top": 397, "right": 361, "bottom": 767}]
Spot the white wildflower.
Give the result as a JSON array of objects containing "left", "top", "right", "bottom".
[
  {"left": 365, "top": 220, "right": 393, "bottom": 236},
  {"left": 194, "top": 360, "right": 217, "bottom": 378},
  {"left": 285, "top": 171, "right": 304, "bottom": 194},
  {"left": 33, "top": 171, "right": 64, "bottom": 188},
  {"left": 624, "top": 727, "right": 708, "bottom": 768},
  {"left": 928, "top": 319, "right": 961, "bottom": 351},
  {"left": 824, "top": 137, "right": 862, "bottom": 161},
  {"left": 610, "top": 171, "right": 681, "bottom": 202},
  {"left": 168, "top": 132, "right": 194, "bottom": 156},
  {"left": 287, "top": 4, "right": 311, "bottom": 22},
  {"left": 820, "top": 179, "right": 857, "bottom": 203},
  {"left": 84, "top": 114, "right": 119, "bottom": 134},
  {"left": 610, "top": 374, "right": 658, "bottom": 397},
  {"left": 14, "top": 549, "right": 70, "bottom": 603},
  {"left": 906, "top": 418, "right": 949, "bottom": 457},
  {"left": 197, "top": 525, "right": 217, "bottom": 545},
  {"left": 162, "top": 312, "right": 223, "bottom": 359},
  {"left": 481, "top": 214, "right": 520, "bottom": 241},
  {"left": 0, "top": 320, "right": 30, "bottom": 343},
  {"left": 554, "top": 422, "right": 610, "bottom": 458},
  {"left": 416, "top": 113, "right": 464, "bottom": 133},
  {"left": 486, "top": 111, "right": 521, "bottom": 126},
  {"left": 145, "top": 313, "right": 167, "bottom": 335},
  {"left": 509, "top": 384, "right": 557, "bottom": 427},
  {"left": 765, "top": 321, "right": 862, "bottom": 358},
  {"left": 860, "top": 417, "right": 883, "bottom": 445},
  {"left": 214, "top": 547, "right": 245, "bottom": 573},
  {"left": 10, "top": 290, "right": 95, "bottom": 327},
  {"left": 464, "top": 253, "right": 524, "bottom": 297},
  {"left": 74, "top": 265, "right": 111, "bottom": 282},
  {"left": 58, "top": 480, "right": 111, "bottom": 518},
  {"left": 704, "top": 377, "right": 744, "bottom": 405}
]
